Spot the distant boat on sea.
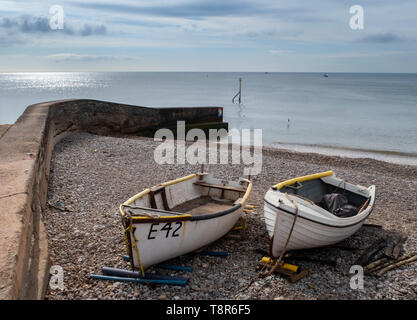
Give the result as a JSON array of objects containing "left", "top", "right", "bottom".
[{"left": 323, "top": 74, "right": 329, "bottom": 77}]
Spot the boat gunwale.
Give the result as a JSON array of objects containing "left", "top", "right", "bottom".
[
  {"left": 122, "top": 203, "right": 243, "bottom": 223},
  {"left": 272, "top": 170, "right": 334, "bottom": 190},
  {"left": 121, "top": 174, "right": 252, "bottom": 274},
  {"left": 264, "top": 192, "right": 375, "bottom": 229},
  {"left": 119, "top": 173, "right": 252, "bottom": 223}
]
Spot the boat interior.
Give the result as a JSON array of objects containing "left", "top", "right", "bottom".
[
  {"left": 279, "top": 178, "right": 369, "bottom": 213},
  {"left": 171, "top": 196, "right": 236, "bottom": 215},
  {"left": 123, "top": 175, "right": 247, "bottom": 217}
]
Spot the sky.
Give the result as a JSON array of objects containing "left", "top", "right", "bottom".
[{"left": 0, "top": 0, "right": 416, "bottom": 72}]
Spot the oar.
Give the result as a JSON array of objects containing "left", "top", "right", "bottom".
[
  {"left": 156, "top": 264, "right": 193, "bottom": 272},
  {"left": 122, "top": 255, "right": 193, "bottom": 272},
  {"left": 101, "top": 267, "right": 188, "bottom": 282},
  {"left": 90, "top": 274, "right": 188, "bottom": 286}
]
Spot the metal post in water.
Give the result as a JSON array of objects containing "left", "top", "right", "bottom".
[
  {"left": 232, "top": 77, "right": 242, "bottom": 104},
  {"left": 238, "top": 77, "right": 242, "bottom": 104}
]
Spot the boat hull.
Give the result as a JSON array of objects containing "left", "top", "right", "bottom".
[
  {"left": 120, "top": 173, "right": 252, "bottom": 274},
  {"left": 263, "top": 171, "right": 375, "bottom": 257},
  {"left": 129, "top": 205, "right": 243, "bottom": 270},
  {"left": 264, "top": 200, "right": 371, "bottom": 257}
]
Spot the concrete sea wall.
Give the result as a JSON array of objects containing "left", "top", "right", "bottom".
[{"left": 0, "top": 99, "right": 227, "bottom": 299}]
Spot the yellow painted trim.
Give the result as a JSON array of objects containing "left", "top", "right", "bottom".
[
  {"left": 120, "top": 174, "right": 196, "bottom": 214},
  {"left": 119, "top": 189, "right": 151, "bottom": 217},
  {"left": 272, "top": 170, "right": 334, "bottom": 190},
  {"left": 131, "top": 214, "right": 192, "bottom": 222},
  {"left": 119, "top": 174, "right": 198, "bottom": 219},
  {"left": 119, "top": 204, "right": 125, "bottom": 217},
  {"left": 240, "top": 181, "right": 253, "bottom": 205},
  {"left": 161, "top": 173, "right": 197, "bottom": 187},
  {"left": 124, "top": 188, "right": 151, "bottom": 206},
  {"left": 118, "top": 173, "right": 198, "bottom": 275}
]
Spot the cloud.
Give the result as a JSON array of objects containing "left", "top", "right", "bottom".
[
  {"left": 357, "top": 32, "right": 403, "bottom": 44},
  {"left": 0, "top": 34, "right": 24, "bottom": 46},
  {"left": 19, "top": 15, "right": 51, "bottom": 33},
  {"left": 269, "top": 49, "right": 291, "bottom": 56},
  {"left": 1, "top": 0, "right": 417, "bottom": 72},
  {"left": 319, "top": 50, "right": 415, "bottom": 59},
  {"left": 70, "top": 0, "right": 264, "bottom": 18},
  {"left": 47, "top": 53, "right": 134, "bottom": 62},
  {"left": 0, "top": 15, "right": 107, "bottom": 36},
  {"left": 69, "top": 0, "right": 313, "bottom": 20},
  {"left": 0, "top": 17, "right": 19, "bottom": 28},
  {"left": 80, "top": 24, "right": 107, "bottom": 36}
]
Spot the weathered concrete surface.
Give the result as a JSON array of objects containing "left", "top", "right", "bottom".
[
  {"left": 0, "top": 99, "right": 227, "bottom": 299},
  {"left": 0, "top": 124, "right": 11, "bottom": 139}
]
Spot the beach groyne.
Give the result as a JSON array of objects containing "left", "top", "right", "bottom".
[{"left": 0, "top": 99, "right": 227, "bottom": 300}]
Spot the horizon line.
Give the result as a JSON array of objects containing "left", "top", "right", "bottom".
[{"left": 1, "top": 71, "right": 417, "bottom": 74}]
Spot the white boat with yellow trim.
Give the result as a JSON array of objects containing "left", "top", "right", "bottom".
[
  {"left": 119, "top": 172, "right": 252, "bottom": 276},
  {"left": 263, "top": 170, "right": 375, "bottom": 258}
]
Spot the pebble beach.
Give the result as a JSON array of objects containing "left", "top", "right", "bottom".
[{"left": 43, "top": 133, "right": 417, "bottom": 300}]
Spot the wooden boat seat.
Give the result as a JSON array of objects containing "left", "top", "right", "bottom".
[
  {"left": 149, "top": 185, "right": 170, "bottom": 211},
  {"left": 193, "top": 181, "right": 246, "bottom": 193},
  {"left": 171, "top": 196, "right": 234, "bottom": 216},
  {"left": 234, "top": 198, "right": 243, "bottom": 205},
  {"left": 124, "top": 196, "right": 235, "bottom": 217}
]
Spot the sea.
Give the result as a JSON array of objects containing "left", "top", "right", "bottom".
[{"left": 1, "top": 72, "right": 416, "bottom": 165}]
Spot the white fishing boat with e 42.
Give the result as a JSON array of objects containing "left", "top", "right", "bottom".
[
  {"left": 119, "top": 172, "right": 252, "bottom": 276},
  {"left": 263, "top": 170, "right": 375, "bottom": 258}
]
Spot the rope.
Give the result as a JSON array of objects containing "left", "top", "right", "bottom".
[
  {"left": 358, "top": 198, "right": 370, "bottom": 214},
  {"left": 266, "top": 193, "right": 299, "bottom": 275},
  {"left": 122, "top": 209, "right": 146, "bottom": 276},
  {"left": 125, "top": 223, "right": 145, "bottom": 276}
]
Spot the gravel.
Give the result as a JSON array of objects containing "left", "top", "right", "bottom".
[{"left": 43, "top": 133, "right": 417, "bottom": 300}]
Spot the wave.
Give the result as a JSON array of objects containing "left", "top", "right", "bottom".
[{"left": 269, "top": 142, "right": 417, "bottom": 166}]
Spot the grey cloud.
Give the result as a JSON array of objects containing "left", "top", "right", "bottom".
[
  {"left": 20, "top": 15, "right": 51, "bottom": 33},
  {"left": 357, "top": 33, "right": 403, "bottom": 44},
  {"left": 71, "top": 1, "right": 262, "bottom": 18},
  {"left": 70, "top": 0, "right": 311, "bottom": 19},
  {"left": 0, "top": 34, "right": 24, "bottom": 46},
  {"left": 47, "top": 53, "right": 134, "bottom": 62},
  {"left": 80, "top": 24, "right": 107, "bottom": 36},
  {"left": 0, "top": 17, "right": 19, "bottom": 28},
  {"left": 0, "top": 15, "right": 107, "bottom": 36}
]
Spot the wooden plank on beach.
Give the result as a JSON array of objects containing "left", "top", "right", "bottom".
[{"left": 376, "top": 254, "right": 417, "bottom": 277}]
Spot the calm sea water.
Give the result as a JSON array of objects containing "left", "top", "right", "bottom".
[{"left": 1, "top": 72, "right": 416, "bottom": 165}]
